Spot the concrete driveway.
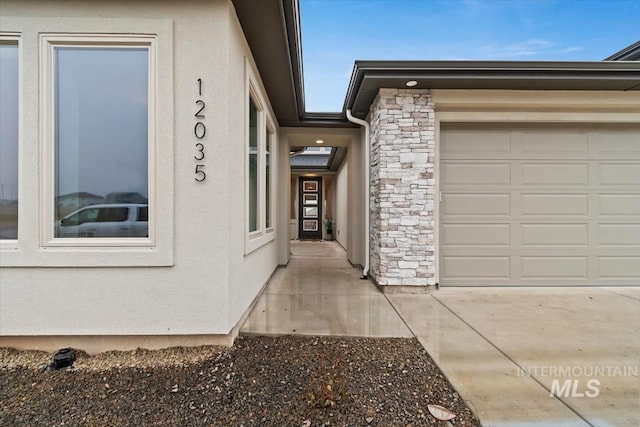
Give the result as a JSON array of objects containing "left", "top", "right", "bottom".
[
  {"left": 388, "top": 287, "right": 640, "bottom": 427},
  {"left": 242, "top": 242, "right": 639, "bottom": 426}
]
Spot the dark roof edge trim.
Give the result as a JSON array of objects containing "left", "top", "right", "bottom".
[
  {"left": 343, "top": 60, "right": 640, "bottom": 114},
  {"left": 604, "top": 40, "right": 640, "bottom": 61},
  {"left": 352, "top": 59, "right": 640, "bottom": 70},
  {"left": 281, "top": 116, "right": 356, "bottom": 128},
  {"left": 282, "top": 0, "right": 306, "bottom": 118}
]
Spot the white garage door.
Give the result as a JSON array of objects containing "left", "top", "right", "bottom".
[{"left": 439, "top": 124, "right": 640, "bottom": 286}]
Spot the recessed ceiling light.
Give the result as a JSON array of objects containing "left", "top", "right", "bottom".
[
  {"left": 405, "top": 80, "right": 418, "bottom": 87},
  {"left": 315, "top": 139, "right": 324, "bottom": 144}
]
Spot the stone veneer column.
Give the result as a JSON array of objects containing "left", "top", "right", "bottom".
[{"left": 368, "top": 89, "right": 436, "bottom": 288}]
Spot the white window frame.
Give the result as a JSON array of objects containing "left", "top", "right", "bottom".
[
  {"left": 0, "top": 33, "right": 21, "bottom": 251},
  {"left": 0, "top": 17, "right": 173, "bottom": 268},
  {"left": 245, "top": 60, "right": 276, "bottom": 254},
  {"left": 41, "top": 34, "right": 156, "bottom": 248},
  {"left": 265, "top": 122, "right": 275, "bottom": 232},
  {"left": 248, "top": 88, "right": 263, "bottom": 236}
]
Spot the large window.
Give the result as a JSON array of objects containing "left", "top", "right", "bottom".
[
  {"left": 245, "top": 68, "right": 276, "bottom": 253},
  {"left": 265, "top": 128, "right": 273, "bottom": 229},
  {"left": 42, "top": 36, "right": 154, "bottom": 244},
  {"left": 0, "top": 38, "right": 19, "bottom": 240},
  {"left": 248, "top": 97, "right": 259, "bottom": 233},
  {"left": 0, "top": 24, "right": 171, "bottom": 266}
]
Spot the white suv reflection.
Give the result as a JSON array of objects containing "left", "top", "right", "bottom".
[{"left": 56, "top": 204, "right": 148, "bottom": 238}]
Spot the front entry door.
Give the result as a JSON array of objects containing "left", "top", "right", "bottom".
[{"left": 298, "top": 177, "right": 322, "bottom": 240}]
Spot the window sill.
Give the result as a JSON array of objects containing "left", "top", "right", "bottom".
[
  {"left": 0, "top": 240, "right": 19, "bottom": 251},
  {"left": 0, "top": 245, "right": 173, "bottom": 267},
  {"left": 245, "top": 230, "right": 275, "bottom": 255}
]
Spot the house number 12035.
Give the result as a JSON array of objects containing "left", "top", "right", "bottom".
[{"left": 194, "top": 78, "right": 206, "bottom": 181}]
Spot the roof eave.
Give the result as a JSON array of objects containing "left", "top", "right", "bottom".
[
  {"left": 604, "top": 40, "right": 640, "bottom": 61},
  {"left": 232, "top": 0, "right": 305, "bottom": 126},
  {"left": 344, "top": 61, "right": 640, "bottom": 119}
]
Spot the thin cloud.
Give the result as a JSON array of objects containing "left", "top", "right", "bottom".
[
  {"left": 479, "top": 39, "right": 586, "bottom": 59},
  {"left": 559, "top": 46, "right": 585, "bottom": 53}
]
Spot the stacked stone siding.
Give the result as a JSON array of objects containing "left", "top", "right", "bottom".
[{"left": 368, "top": 89, "right": 435, "bottom": 287}]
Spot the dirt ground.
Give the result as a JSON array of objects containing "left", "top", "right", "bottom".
[{"left": 1, "top": 336, "right": 480, "bottom": 426}]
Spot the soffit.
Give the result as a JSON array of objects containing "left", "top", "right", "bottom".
[{"left": 232, "top": 0, "right": 303, "bottom": 126}]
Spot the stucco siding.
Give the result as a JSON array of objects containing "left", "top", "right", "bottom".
[
  {"left": 226, "top": 3, "right": 280, "bottom": 328},
  {"left": 336, "top": 159, "right": 349, "bottom": 250},
  {"left": 0, "top": 0, "right": 279, "bottom": 344}
]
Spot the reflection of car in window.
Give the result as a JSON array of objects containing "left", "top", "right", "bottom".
[{"left": 56, "top": 204, "right": 148, "bottom": 238}]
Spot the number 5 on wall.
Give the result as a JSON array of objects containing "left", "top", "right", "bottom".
[{"left": 195, "top": 164, "right": 206, "bottom": 182}]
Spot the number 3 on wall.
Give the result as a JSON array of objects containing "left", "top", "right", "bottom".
[{"left": 194, "top": 143, "right": 205, "bottom": 160}]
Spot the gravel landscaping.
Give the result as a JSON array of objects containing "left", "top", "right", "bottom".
[{"left": 1, "top": 336, "right": 480, "bottom": 426}]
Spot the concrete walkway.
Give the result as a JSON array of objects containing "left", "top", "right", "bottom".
[
  {"left": 241, "top": 241, "right": 412, "bottom": 338},
  {"left": 242, "top": 241, "right": 640, "bottom": 426}
]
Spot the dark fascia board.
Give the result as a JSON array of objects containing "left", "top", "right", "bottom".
[
  {"left": 329, "top": 147, "right": 348, "bottom": 171},
  {"left": 232, "top": 0, "right": 304, "bottom": 125},
  {"left": 604, "top": 40, "right": 640, "bottom": 61},
  {"left": 282, "top": 0, "right": 306, "bottom": 117},
  {"left": 344, "top": 60, "right": 640, "bottom": 119},
  {"left": 286, "top": 112, "right": 356, "bottom": 128},
  {"left": 234, "top": 0, "right": 355, "bottom": 128}
]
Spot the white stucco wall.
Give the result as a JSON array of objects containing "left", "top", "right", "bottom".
[
  {"left": 348, "top": 129, "right": 365, "bottom": 267},
  {"left": 0, "top": 0, "right": 279, "bottom": 344},
  {"left": 335, "top": 159, "right": 348, "bottom": 250},
  {"left": 226, "top": 4, "right": 279, "bottom": 326}
]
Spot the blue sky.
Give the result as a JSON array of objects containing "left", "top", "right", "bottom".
[{"left": 300, "top": 0, "right": 640, "bottom": 112}]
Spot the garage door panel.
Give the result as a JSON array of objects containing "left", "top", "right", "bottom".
[
  {"left": 442, "top": 223, "right": 510, "bottom": 246},
  {"left": 592, "top": 131, "right": 640, "bottom": 155},
  {"left": 521, "top": 223, "right": 588, "bottom": 246},
  {"left": 521, "top": 163, "right": 588, "bottom": 186},
  {"left": 598, "top": 224, "right": 640, "bottom": 246},
  {"left": 521, "top": 257, "right": 588, "bottom": 279},
  {"left": 442, "top": 193, "right": 510, "bottom": 216},
  {"left": 440, "top": 125, "right": 640, "bottom": 286},
  {"left": 442, "top": 163, "right": 510, "bottom": 186},
  {"left": 597, "top": 194, "right": 640, "bottom": 216},
  {"left": 517, "top": 131, "right": 588, "bottom": 154},
  {"left": 441, "top": 130, "right": 511, "bottom": 155},
  {"left": 598, "top": 257, "right": 640, "bottom": 279},
  {"left": 598, "top": 164, "right": 640, "bottom": 186},
  {"left": 442, "top": 257, "right": 510, "bottom": 279},
  {"left": 521, "top": 193, "right": 588, "bottom": 216}
]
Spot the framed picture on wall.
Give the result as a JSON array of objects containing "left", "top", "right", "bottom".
[
  {"left": 303, "top": 194, "right": 318, "bottom": 205},
  {"left": 302, "top": 220, "right": 318, "bottom": 231},
  {"left": 303, "top": 181, "right": 318, "bottom": 192}
]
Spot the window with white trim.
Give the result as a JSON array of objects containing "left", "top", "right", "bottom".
[
  {"left": 245, "top": 67, "right": 276, "bottom": 253},
  {"left": 42, "top": 35, "right": 155, "bottom": 245},
  {"left": 248, "top": 96, "right": 259, "bottom": 233},
  {"left": 0, "top": 37, "right": 19, "bottom": 241},
  {"left": 265, "top": 126, "right": 273, "bottom": 230}
]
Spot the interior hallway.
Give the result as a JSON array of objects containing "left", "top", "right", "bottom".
[{"left": 241, "top": 241, "right": 412, "bottom": 338}]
